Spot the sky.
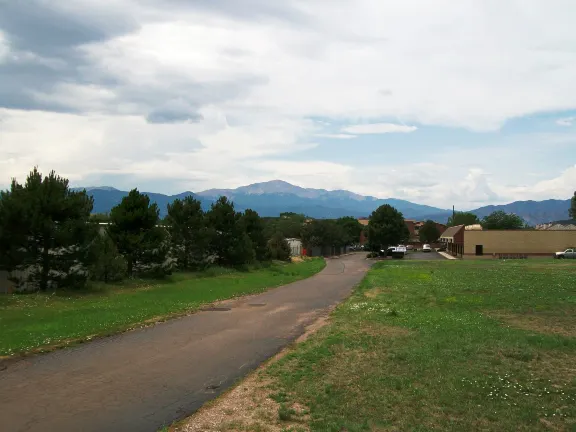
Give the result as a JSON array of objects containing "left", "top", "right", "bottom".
[{"left": 0, "top": 0, "right": 575, "bottom": 210}]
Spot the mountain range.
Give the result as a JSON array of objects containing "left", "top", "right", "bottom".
[{"left": 77, "top": 180, "right": 572, "bottom": 225}]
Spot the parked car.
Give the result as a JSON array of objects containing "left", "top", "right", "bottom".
[
  {"left": 387, "top": 245, "right": 407, "bottom": 259},
  {"left": 554, "top": 248, "right": 576, "bottom": 259},
  {"left": 422, "top": 244, "right": 432, "bottom": 252},
  {"left": 437, "top": 244, "right": 447, "bottom": 252}
]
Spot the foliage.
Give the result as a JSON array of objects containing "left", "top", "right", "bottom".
[
  {"left": 89, "top": 233, "right": 127, "bottom": 283},
  {"left": 263, "top": 213, "right": 306, "bottom": 240},
  {"left": 446, "top": 211, "right": 480, "bottom": 227},
  {"left": 0, "top": 258, "right": 326, "bottom": 356},
  {"left": 481, "top": 210, "right": 525, "bottom": 230},
  {"left": 267, "top": 260, "right": 576, "bottom": 431},
  {"left": 335, "top": 216, "right": 363, "bottom": 245},
  {"left": 166, "top": 196, "right": 209, "bottom": 270},
  {"left": 242, "top": 209, "right": 268, "bottom": 261},
  {"left": 90, "top": 213, "right": 110, "bottom": 223},
  {"left": 206, "top": 197, "right": 254, "bottom": 266},
  {"left": 419, "top": 219, "right": 440, "bottom": 243},
  {"left": 367, "top": 204, "right": 409, "bottom": 249},
  {"left": 570, "top": 191, "right": 576, "bottom": 219},
  {"left": 0, "top": 168, "right": 94, "bottom": 291},
  {"left": 301, "top": 219, "right": 345, "bottom": 249},
  {"left": 267, "top": 232, "right": 291, "bottom": 261},
  {"left": 108, "top": 189, "right": 173, "bottom": 277}
]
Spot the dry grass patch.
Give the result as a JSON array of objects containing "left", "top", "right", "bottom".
[
  {"left": 491, "top": 311, "right": 576, "bottom": 338},
  {"left": 359, "top": 323, "right": 413, "bottom": 338}
]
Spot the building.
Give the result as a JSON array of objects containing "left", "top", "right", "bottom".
[{"left": 439, "top": 225, "right": 576, "bottom": 258}]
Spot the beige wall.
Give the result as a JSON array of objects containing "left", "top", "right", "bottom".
[{"left": 464, "top": 230, "right": 576, "bottom": 256}]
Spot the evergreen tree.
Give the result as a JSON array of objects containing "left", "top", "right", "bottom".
[
  {"left": 267, "top": 232, "right": 291, "bottom": 261},
  {"left": 166, "top": 196, "right": 209, "bottom": 270},
  {"left": 89, "top": 233, "right": 127, "bottom": 283},
  {"left": 206, "top": 197, "right": 254, "bottom": 266},
  {"left": 108, "top": 189, "right": 173, "bottom": 277},
  {"left": 368, "top": 205, "right": 409, "bottom": 250},
  {"left": 241, "top": 209, "right": 268, "bottom": 261},
  {"left": 570, "top": 191, "right": 576, "bottom": 219},
  {"left": 447, "top": 211, "right": 480, "bottom": 227},
  {"left": 0, "top": 168, "right": 94, "bottom": 291}
]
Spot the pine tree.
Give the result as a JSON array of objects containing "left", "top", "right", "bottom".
[
  {"left": 570, "top": 191, "right": 576, "bottom": 219},
  {"left": 241, "top": 209, "right": 268, "bottom": 261},
  {"left": 0, "top": 168, "right": 94, "bottom": 291},
  {"left": 89, "top": 233, "right": 127, "bottom": 283},
  {"left": 206, "top": 197, "right": 254, "bottom": 266},
  {"left": 108, "top": 189, "right": 173, "bottom": 277},
  {"left": 166, "top": 196, "right": 209, "bottom": 270}
]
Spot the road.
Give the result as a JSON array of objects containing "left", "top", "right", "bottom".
[{"left": 0, "top": 254, "right": 371, "bottom": 432}]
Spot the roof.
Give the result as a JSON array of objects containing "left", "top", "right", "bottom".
[{"left": 440, "top": 225, "right": 464, "bottom": 239}]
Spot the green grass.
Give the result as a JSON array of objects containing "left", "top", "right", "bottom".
[
  {"left": 0, "top": 258, "right": 325, "bottom": 357},
  {"left": 266, "top": 259, "right": 576, "bottom": 431}
]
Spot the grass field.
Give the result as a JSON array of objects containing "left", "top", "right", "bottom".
[
  {"left": 0, "top": 258, "right": 325, "bottom": 357},
  {"left": 261, "top": 259, "right": 576, "bottom": 431}
]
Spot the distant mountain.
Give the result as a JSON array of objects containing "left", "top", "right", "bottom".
[
  {"left": 470, "top": 199, "right": 572, "bottom": 226},
  {"left": 73, "top": 181, "right": 572, "bottom": 224}
]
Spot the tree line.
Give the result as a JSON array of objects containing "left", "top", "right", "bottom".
[{"left": 0, "top": 169, "right": 295, "bottom": 292}]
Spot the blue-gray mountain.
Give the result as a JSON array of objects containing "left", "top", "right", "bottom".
[{"left": 76, "top": 180, "right": 572, "bottom": 225}]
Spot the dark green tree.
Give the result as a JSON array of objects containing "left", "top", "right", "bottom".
[
  {"left": 267, "top": 232, "right": 291, "bottom": 261},
  {"left": 241, "top": 209, "right": 268, "bottom": 261},
  {"left": 89, "top": 233, "right": 127, "bottom": 283},
  {"left": 481, "top": 211, "right": 525, "bottom": 230},
  {"left": 263, "top": 213, "right": 306, "bottom": 240},
  {"left": 446, "top": 211, "right": 480, "bottom": 227},
  {"left": 419, "top": 220, "right": 440, "bottom": 243},
  {"left": 301, "top": 219, "right": 345, "bottom": 249},
  {"left": 90, "top": 213, "right": 110, "bottom": 223},
  {"left": 108, "top": 189, "right": 173, "bottom": 277},
  {"left": 206, "top": 197, "right": 255, "bottom": 266},
  {"left": 367, "top": 205, "right": 410, "bottom": 250},
  {"left": 166, "top": 196, "right": 209, "bottom": 270},
  {"left": 335, "top": 216, "right": 363, "bottom": 246},
  {"left": 570, "top": 191, "right": 576, "bottom": 219},
  {"left": 0, "top": 168, "right": 94, "bottom": 291}
]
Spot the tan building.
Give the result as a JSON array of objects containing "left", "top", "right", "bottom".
[{"left": 463, "top": 230, "right": 576, "bottom": 258}]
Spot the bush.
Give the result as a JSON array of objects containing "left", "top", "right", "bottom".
[{"left": 267, "top": 233, "right": 291, "bottom": 261}]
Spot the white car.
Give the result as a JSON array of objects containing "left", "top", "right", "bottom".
[{"left": 422, "top": 244, "right": 432, "bottom": 252}]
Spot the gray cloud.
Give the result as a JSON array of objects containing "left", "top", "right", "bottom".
[{"left": 0, "top": 2, "right": 137, "bottom": 56}]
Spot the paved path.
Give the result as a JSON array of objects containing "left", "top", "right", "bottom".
[{"left": 0, "top": 254, "right": 371, "bottom": 432}]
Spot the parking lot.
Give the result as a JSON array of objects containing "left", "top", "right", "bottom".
[{"left": 405, "top": 250, "right": 446, "bottom": 260}]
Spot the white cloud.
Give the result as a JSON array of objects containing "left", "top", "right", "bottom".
[
  {"left": 556, "top": 117, "right": 576, "bottom": 126},
  {"left": 341, "top": 123, "right": 417, "bottom": 134},
  {"left": 314, "top": 133, "right": 356, "bottom": 139}
]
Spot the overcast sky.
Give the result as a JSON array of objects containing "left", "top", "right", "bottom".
[{"left": 1, "top": 0, "right": 575, "bottom": 209}]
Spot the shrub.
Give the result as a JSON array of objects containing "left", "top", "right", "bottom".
[{"left": 267, "top": 233, "right": 291, "bottom": 261}]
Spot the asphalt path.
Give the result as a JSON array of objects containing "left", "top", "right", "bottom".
[{"left": 0, "top": 254, "right": 371, "bottom": 432}]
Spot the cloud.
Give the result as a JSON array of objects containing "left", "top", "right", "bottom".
[
  {"left": 2, "top": 0, "right": 576, "bottom": 208},
  {"left": 314, "top": 133, "right": 356, "bottom": 139},
  {"left": 342, "top": 123, "right": 417, "bottom": 134},
  {"left": 556, "top": 117, "right": 576, "bottom": 126}
]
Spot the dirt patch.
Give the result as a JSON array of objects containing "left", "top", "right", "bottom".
[
  {"left": 290, "top": 257, "right": 304, "bottom": 263},
  {"left": 176, "top": 371, "right": 309, "bottom": 432},
  {"left": 364, "top": 288, "right": 381, "bottom": 299},
  {"left": 175, "top": 315, "right": 332, "bottom": 431},
  {"left": 360, "top": 324, "right": 413, "bottom": 338},
  {"left": 490, "top": 311, "right": 576, "bottom": 338}
]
